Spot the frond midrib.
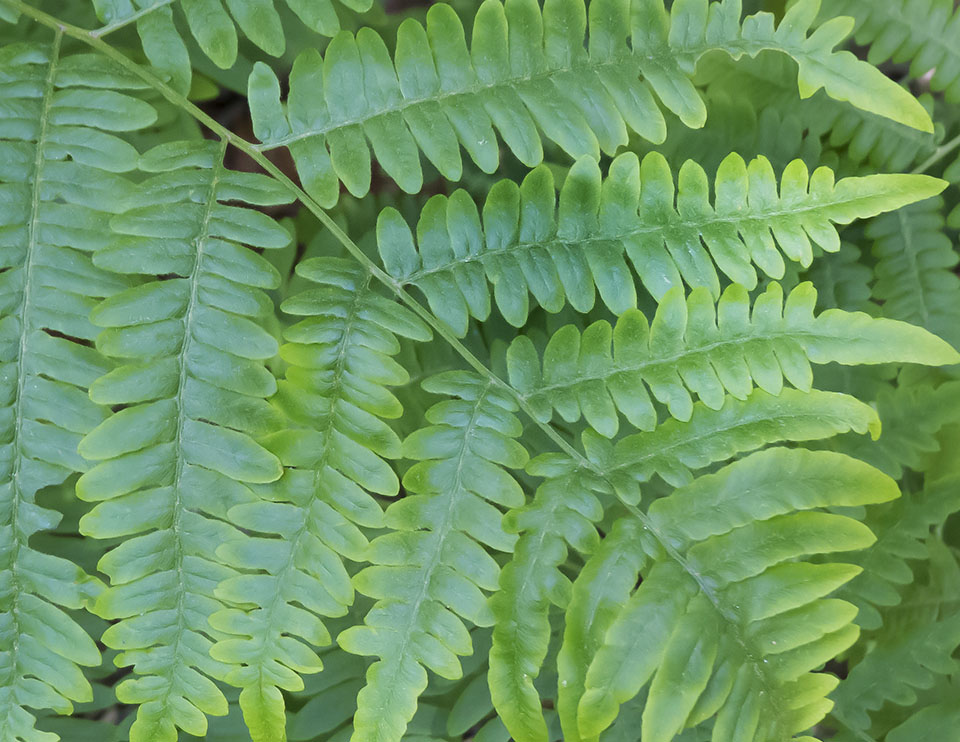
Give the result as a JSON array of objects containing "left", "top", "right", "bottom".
[
  {"left": 151, "top": 138, "right": 228, "bottom": 716},
  {"left": 371, "top": 382, "right": 492, "bottom": 677},
  {"left": 522, "top": 326, "right": 831, "bottom": 401},
  {"left": 401, "top": 189, "right": 888, "bottom": 287}
]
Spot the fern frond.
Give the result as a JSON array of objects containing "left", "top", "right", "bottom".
[
  {"left": 92, "top": 0, "right": 372, "bottom": 86},
  {"left": 868, "top": 197, "right": 960, "bottom": 348},
  {"left": 207, "top": 258, "right": 431, "bottom": 742},
  {"left": 576, "top": 447, "right": 898, "bottom": 742},
  {"left": 248, "top": 0, "right": 931, "bottom": 207},
  {"left": 376, "top": 153, "right": 942, "bottom": 334},
  {"left": 0, "top": 39, "right": 156, "bottom": 741},
  {"left": 75, "top": 139, "right": 294, "bottom": 742},
  {"left": 338, "top": 371, "right": 528, "bottom": 742},
  {"left": 802, "top": 243, "right": 872, "bottom": 311},
  {"left": 818, "top": 0, "right": 960, "bottom": 102},
  {"left": 505, "top": 281, "right": 959, "bottom": 437},
  {"left": 831, "top": 539, "right": 960, "bottom": 739},
  {"left": 839, "top": 447, "right": 960, "bottom": 630},
  {"left": 698, "top": 53, "right": 941, "bottom": 174},
  {"left": 491, "top": 386, "right": 881, "bottom": 742},
  {"left": 488, "top": 457, "right": 606, "bottom": 742}
]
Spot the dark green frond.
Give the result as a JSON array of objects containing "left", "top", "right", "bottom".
[{"left": 869, "top": 197, "right": 960, "bottom": 348}]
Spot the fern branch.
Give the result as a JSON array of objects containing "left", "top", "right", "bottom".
[
  {"left": 506, "top": 281, "right": 959, "bottom": 436},
  {"left": 376, "top": 152, "right": 942, "bottom": 333},
  {"left": 76, "top": 139, "right": 295, "bottom": 742},
  {"left": 0, "top": 35, "right": 152, "bottom": 741},
  {"left": 247, "top": 0, "right": 932, "bottom": 206},
  {"left": 339, "top": 372, "right": 528, "bottom": 742},
  {"left": 208, "top": 258, "right": 430, "bottom": 742},
  {"left": 491, "top": 386, "right": 881, "bottom": 741}
]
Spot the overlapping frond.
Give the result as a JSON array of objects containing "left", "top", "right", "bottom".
[
  {"left": 819, "top": 0, "right": 960, "bottom": 102},
  {"left": 489, "top": 386, "right": 882, "bottom": 742},
  {"left": 248, "top": 0, "right": 930, "bottom": 207},
  {"left": 0, "top": 39, "right": 155, "bottom": 741},
  {"left": 575, "top": 447, "right": 897, "bottom": 742},
  {"left": 869, "top": 197, "right": 960, "bottom": 348},
  {"left": 207, "top": 258, "right": 431, "bottom": 742},
  {"left": 838, "top": 428, "right": 960, "bottom": 630},
  {"left": 338, "top": 372, "right": 528, "bottom": 742},
  {"left": 377, "top": 152, "right": 941, "bottom": 334},
  {"left": 505, "top": 281, "right": 959, "bottom": 437},
  {"left": 75, "top": 139, "right": 294, "bottom": 742},
  {"left": 91, "top": 0, "right": 373, "bottom": 90}
]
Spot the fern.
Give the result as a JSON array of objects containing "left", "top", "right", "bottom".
[
  {"left": 247, "top": 0, "right": 932, "bottom": 207},
  {"left": 75, "top": 138, "right": 294, "bottom": 742},
  {"left": 868, "top": 196, "right": 960, "bottom": 348},
  {"left": 376, "top": 153, "right": 942, "bottom": 333},
  {"left": 506, "top": 281, "right": 958, "bottom": 435},
  {"left": 818, "top": 0, "right": 960, "bottom": 102},
  {"left": 338, "top": 372, "right": 528, "bottom": 742},
  {"left": 208, "top": 257, "right": 430, "bottom": 741},
  {"left": 0, "top": 38, "right": 151, "bottom": 741},
  {"left": 576, "top": 447, "right": 898, "bottom": 741},
  {"left": 2, "top": 1, "right": 960, "bottom": 741}
]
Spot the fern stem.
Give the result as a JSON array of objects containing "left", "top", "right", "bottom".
[
  {"left": 88, "top": 0, "right": 175, "bottom": 38},
  {"left": 913, "top": 132, "right": 960, "bottom": 174}
]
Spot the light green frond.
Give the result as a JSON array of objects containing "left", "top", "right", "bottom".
[
  {"left": 506, "top": 281, "right": 959, "bottom": 437},
  {"left": 75, "top": 138, "right": 294, "bottom": 742},
  {"left": 576, "top": 447, "right": 898, "bottom": 742},
  {"left": 207, "top": 258, "right": 430, "bottom": 742},
  {"left": 338, "top": 371, "right": 528, "bottom": 742},
  {"left": 248, "top": 0, "right": 929, "bottom": 207},
  {"left": 0, "top": 39, "right": 153, "bottom": 742},
  {"left": 869, "top": 197, "right": 960, "bottom": 349},
  {"left": 818, "top": 0, "right": 960, "bottom": 102},
  {"left": 91, "top": 0, "right": 373, "bottom": 87},
  {"left": 493, "top": 385, "right": 881, "bottom": 742},
  {"left": 488, "top": 460, "right": 607, "bottom": 742},
  {"left": 376, "top": 152, "right": 941, "bottom": 334}
]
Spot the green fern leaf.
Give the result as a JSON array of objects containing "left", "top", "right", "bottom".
[
  {"left": 92, "top": 0, "right": 373, "bottom": 81},
  {"left": 75, "top": 139, "right": 294, "bottom": 742},
  {"left": 576, "top": 447, "right": 898, "bottom": 741},
  {"left": 818, "top": 0, "right": 960, "bottom": 102},
  {"left": 207, "top": 258, "right": 430, "bottom": 742},
  {"left": 375, "top": 152, "right": 943, "bottom": 334},
  {"left": 338, "top": 372, "right": 528, "bottom": 742},
  {"left": 490, "top": 387, "right": 880, "bottom": 742},
  {"left": 248, "top": 0, "right": 931, "bottom": 207},
  {"left": 0, "top": 39, "right": 156, "bottom": 741},
  {"left": 869, "top": 197, "right": 960, "bottom": 348},
  {"left": 506, "top": 281, "right": 959, "bottom": 437}
]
